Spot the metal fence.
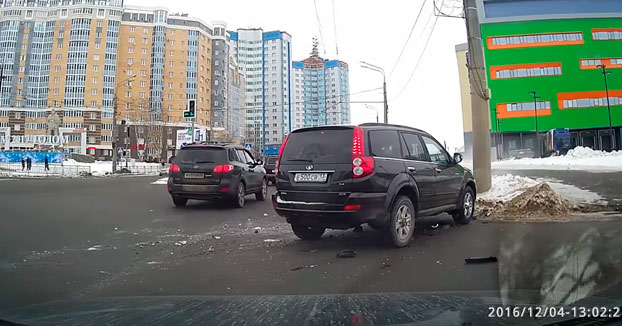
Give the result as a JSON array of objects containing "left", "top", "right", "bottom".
[
  {"left": 0, "top": 163, "right": 91, "bottom": 177},
  {"left": 115, "top": 164, "right": 163, "bottom": 175}
]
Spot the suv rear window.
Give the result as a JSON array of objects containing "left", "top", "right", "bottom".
[
  {"left": 175, "top": 148, "right": 226, "bottom": 164},
  {"left": 281, "top": 128, "right": 353, "bottom": 164},
  {"left": 266, "top": 157, "right": 278, "bottom": 165}
]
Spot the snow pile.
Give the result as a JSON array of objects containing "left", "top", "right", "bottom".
[
  {"left": 493, "top": 147, "right": 622, "bottom": 172},
  {"left": 151, "top": 177, "right": 168, "bottom": 185},
  {"left": 498, "top": 183, "right": 575, "bottom": 220},
  {"left": 477, "top": 174, "right": 606, "bottom": 220},
  {"left": 478, "top": 174, "right": 539, "bottom": 202},
  {"left": 479, "top": 174, "right": 604, "bottom": 204}
]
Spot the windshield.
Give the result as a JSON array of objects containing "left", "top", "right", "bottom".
[
  {"left": 281, "top": 129, "right": 353, "bottom": 164},
  {"left": 174, "top": 148, "right": 226, "bottom": 164},
  {"left": 2, "top": 0, "right": 622, "bottom": 325}
]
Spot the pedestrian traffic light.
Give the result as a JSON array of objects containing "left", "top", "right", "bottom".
[{"left": 184, "top": 99, "right": 196, "bottom": 117}]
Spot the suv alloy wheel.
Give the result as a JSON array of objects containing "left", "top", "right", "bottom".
[
  {"left": 256, "top": 178, "right": 267, "bottom": 201},
  {"left": 388, "top": 196, "right": 415, "bottom": 247},
  {"left": 452, "top": 186, "right": 474, "bottom": 225},
  {"left": 233, "top": 182, "right": 245, "bottom": 208}
]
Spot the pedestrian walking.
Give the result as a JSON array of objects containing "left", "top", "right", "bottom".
[
  {"left": 44, "top": 156, "right": 49, "bottom": 171},
  {"left": 21, "top": 157, "right": 25, "bottom": 171},
  {"left": 26, "top": 157, "right": 32, "bottom": 171}
]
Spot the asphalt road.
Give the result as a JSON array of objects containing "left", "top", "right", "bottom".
[{"left": 1, "top": 176, "right": 622, "bottom": 318}]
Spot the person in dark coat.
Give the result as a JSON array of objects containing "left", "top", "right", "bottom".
[
  {"left": 21, "top": 157, "right": 25, "bottom": 171},
  {"left": 44, "top": 156, "right": 49, "bottom": 171},
  {"left": 26, "top": 157, "right": 32, "bottom": 171}
]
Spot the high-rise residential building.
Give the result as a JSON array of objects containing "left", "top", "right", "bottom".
[
  {"left": 116, "top": 7, "right": 213, "bottom": 161},
  {"left": 292, "top": 43, "right": 350, "bottom": 128},
  {"left": 210, "top": 21, "right": 228, "bottom": 133},
  {"left": 229, "top": 28, "right": 292, "bottom": 154},
  {"left": 227, "top": 56, "right": 245, "bottom": 144},
  {"left": 0, "top": 0, "right": 125, "bottom": 157}
]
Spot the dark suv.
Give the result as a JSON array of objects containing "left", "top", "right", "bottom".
[
  {"left": 263, "top": 156, "right": 278, "bottom": 184},
  {"left": 272, "top": 124, "right": 476, "bottom": 247},
  {"left": 167, "top": 143, "right": 267, "bottom": 208}
]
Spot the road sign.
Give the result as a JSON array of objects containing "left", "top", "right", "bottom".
[
  {"left": 244, "top": 143, "right": 253, "bottom": 150},
  {"left": 187, "top": 129, "right": 193, "bottom": 136},
  {"left": 117, "top": 147, "right": 123, "bottom": 154},
  {"left": 183, "top": 99, "right": 196, "bottom": 117}
]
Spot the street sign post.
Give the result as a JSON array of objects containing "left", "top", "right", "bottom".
[{"left": 244, "top": 143, "right": 253, "bottom": 150}]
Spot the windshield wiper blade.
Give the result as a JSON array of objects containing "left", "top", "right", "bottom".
[
  {"left": 193, "top": 160, "right": 214, "bottom": 163},
  {"left": 286, "top": 159, "right": 313, "bottom": 163}
]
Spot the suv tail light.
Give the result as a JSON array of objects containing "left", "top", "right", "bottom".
[
  {"left": 169, "top": 164, "right": 180, "bottom": 173},
  {"left": 274, "top": 134, "right": 290, "bottom": 176},
  {"left": 213, "top": 164, "right": 234, "bottom": 173},
  {"left": 352, "top": 126, "right": 374, "bottom": 178}
]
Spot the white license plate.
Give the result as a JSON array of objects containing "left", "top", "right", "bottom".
[
  {"left": 184, "top": 173, "right": 204, "bottom": 179},
  {"left": 294, "top": 172, "right": 328, "bottom": 183}
]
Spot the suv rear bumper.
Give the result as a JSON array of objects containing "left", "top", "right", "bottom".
[
  {"left": 168, "top": 179, "right": 237, "bottom": 200},
  {"left": 272, "top": 192, "right": 387, "bottom": 229}
]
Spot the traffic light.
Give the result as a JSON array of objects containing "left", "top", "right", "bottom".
[{"left": 184, "top": 99, "right": 196, "bottom": 117}]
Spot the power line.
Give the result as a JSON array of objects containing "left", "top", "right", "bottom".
[
  {"left": 388, "top": 0, "right": 428, "bottom": 79},
  {"left": 331, "top": 0, "right": 339, "bottom": 59},
  {"left": 390, "top": 1, "right": 442, "bottom": 101},
  {"left": 434, "top": 0, "right": 463, "bottom": 18},
  {"left": 312, "top": 0, "right": 327, "bottom": 57}
]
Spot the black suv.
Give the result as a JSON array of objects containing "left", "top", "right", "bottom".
[
  {"left": 263, "top": 155, "right": 278, "bottom": 184},
  {"left": 168, "top": 143, "right": 267, "bottom": 208},
  {"left": 272, "top": 124, "right": 476, "bottom": 247}
]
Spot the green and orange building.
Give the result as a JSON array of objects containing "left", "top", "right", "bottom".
[{"left": 457, "top": 0, "right": 622, "bottom": 157}]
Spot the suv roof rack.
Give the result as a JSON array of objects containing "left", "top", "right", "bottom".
[{"left": 359, "top": 123, "right": 428, "bottom": 134}]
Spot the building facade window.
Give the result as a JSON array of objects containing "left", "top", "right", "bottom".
[{"left": 488, "top": 32, "right": 583, "bottom": 49}]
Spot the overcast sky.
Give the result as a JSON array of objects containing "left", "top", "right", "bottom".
[{"left": 127, "top": 0, "right": 468, "bottom": 151}]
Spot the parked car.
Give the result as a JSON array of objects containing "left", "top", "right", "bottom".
[
  {"left": 167, "top": 143, "right": 267, "bottom": 208},
  {"left": 263, "top": 156, "right": 278, "bottom": 184},
  {"left": 272, "top": 123, "right": 476, "bottom": 247}
]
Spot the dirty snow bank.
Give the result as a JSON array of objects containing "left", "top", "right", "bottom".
[
  {"left": 479, "top": 174, "right": 604, "bottom": 204},
  {"left": 493, "top": 147, "right": 622, "bottom": 172}
]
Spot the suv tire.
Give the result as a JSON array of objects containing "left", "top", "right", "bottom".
[
  {"left": 255, "top": 178, "right": 267, "bottom": 201},
  {"left": 388, "top": 196, "right": 415, "bottom": 247},
  {"left": 233, "top": 182, "right": 246, "bottom": 208},
  {"left": 452, "top": 186, "right": 475, "bottom": 225},
  {"left": 172, "top": 196, "right": 188, "bottom": 207},
  {"left": 291, "top": 224, "right": 325, "bottom": 240}
]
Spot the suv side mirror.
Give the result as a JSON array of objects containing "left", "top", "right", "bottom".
[
  {"left": 453, "top": 153, "right": 463, "bottom": 164},
  {"left": 256, "top": 160, "right": 264, "bottom": 166}
]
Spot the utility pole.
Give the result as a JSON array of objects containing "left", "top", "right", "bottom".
[
  {"left": 597, "top": 64, "right": 614, "bottom": 150},
  {"left": 529, "top": 91, "right": 542, "bottom": 157},
  {"left": 464, "top": 0, "right": 491, "bottom": 192}
]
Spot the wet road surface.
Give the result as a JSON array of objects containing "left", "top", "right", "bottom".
[{"left": 1, "top": 176, "right": 622, "bottom": 317}]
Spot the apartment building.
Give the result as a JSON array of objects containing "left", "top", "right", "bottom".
[
  {"left": 229, "top": 28, "right": 292, "bottom": 153},
  {"left": 292, "top": 51, "right": 350, "bottom": 128},
  {"left": 115, "top": 7, "right": 213, "bottom": 161},
  {"left": 0, "top": 0, "right": 124, "bottom": 157}
]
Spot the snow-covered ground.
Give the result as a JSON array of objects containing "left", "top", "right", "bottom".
[
  {"left": 152, "top": 177, "right": 168, "bottom": 185},
  {"left": 479, "top": 174, "right": 605, "bottom": 205},
  {"left": 492, "top": 147, "right": 622, "bottom": 172},
  {"left": 0, "top": 159, "right": 162, "bottom": 177}
]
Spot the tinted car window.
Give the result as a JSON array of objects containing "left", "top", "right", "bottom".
[
  {"left": 369, "top": 130, "right": 402, "bottom": 159},
  {"left": 266, "top": 157, "right": 278, "bottom": 165},
  {"left": 421, "top": 136, "right": 451, "bottom": 165},
  {"left": 281, "top": 128, "right": 353, "bottom": 163},
  {"left": 174, "top": 148, "right": 226, "bottom": 164},
  {"left": 228, "top": 149, "right": 239, "bottom": 162},
  {"left": 236, "top": 149, "right": 253, "bottom": 164},
  {"left": 401, "top": 133, "right": 428, "bottom": 161},
  {"left": 243, "top": 150, "right": 255, "bottom": 163}
]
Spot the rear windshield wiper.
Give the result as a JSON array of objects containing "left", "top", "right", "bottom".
[
  {"left": 285, "top": 158, "right": 313, "bottom": 163},
  {"left": 194, "top": 160, "right": 214, "bottom": 163}
]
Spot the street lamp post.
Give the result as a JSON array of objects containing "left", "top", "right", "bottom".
[
  {"left": 360, "top": 61, "right": 388, "bottom": 124},
  {"left": 529, "top": 91, "right": 542, "bottom": 157},
  {"left": 597, "top": 64, "right": 614, "bottom": 150},
  {"left": 364, "top": 104, "right": 379, "bottom": 123},
  {"left": 112, "top": 74, "right": 136, "bottom": 173}
]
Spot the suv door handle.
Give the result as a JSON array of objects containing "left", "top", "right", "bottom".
[
  {"left": 407, "top": 166, "right": 416, "bottom": 173},
  {"left": 435, "top": 168, "right": 442, "bottom": 173}
]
